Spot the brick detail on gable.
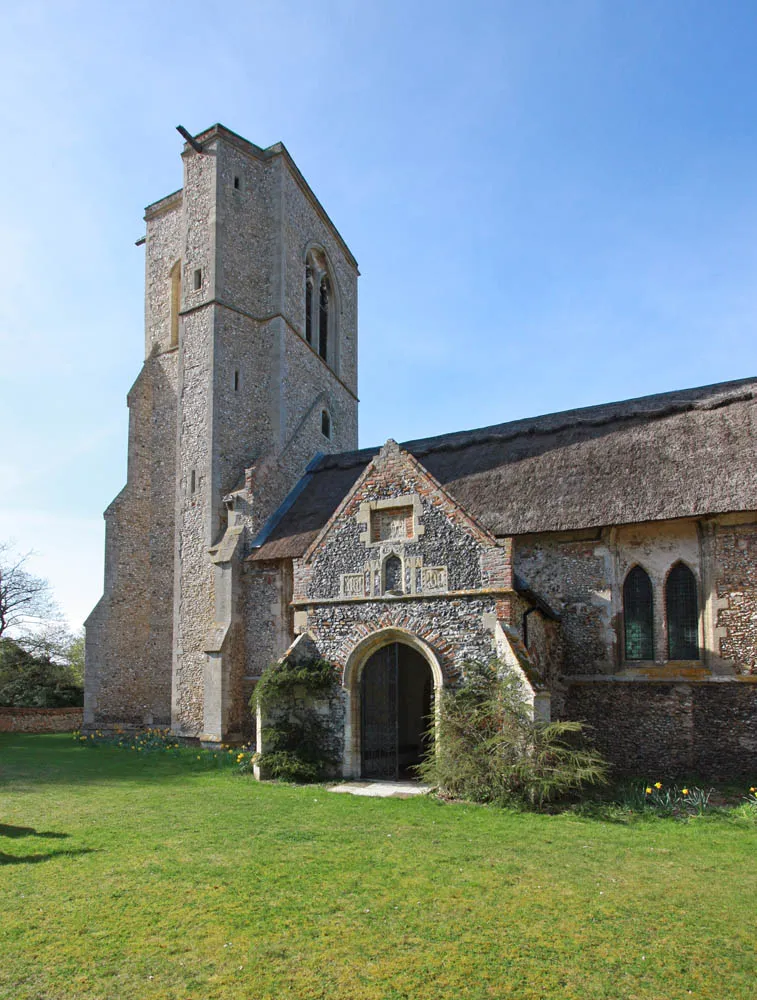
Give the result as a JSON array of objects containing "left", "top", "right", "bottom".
[{"left": 293, "top": 439, "right": 512, "bottom": 604}]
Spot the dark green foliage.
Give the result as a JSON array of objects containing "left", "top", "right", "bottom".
[
  {"left": 418, "top": 659, "right": 608, "bottom": 809},
  {"left": 251, "top": 657, "right": 341, "bottom": 783},
  {"left": 258, "top": 715, "right": 341, "bottom": 783},
  {"left": 252, "top": 657, "right": 339, "bottom": 708},
  {"left": 0, "top": 638, "right": 83, "bottom": 708}
]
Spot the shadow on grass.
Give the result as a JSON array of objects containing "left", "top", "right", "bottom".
[
  {"left": 0, "top": 824, "right": 70, "bottom": 839},
  {"left": 0, "top": 848, "right": 96, "bottom": 866}
]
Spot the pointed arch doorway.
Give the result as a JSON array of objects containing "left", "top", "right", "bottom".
[{"left": 360, "top": 641, "right": 433, "bottom": 779}]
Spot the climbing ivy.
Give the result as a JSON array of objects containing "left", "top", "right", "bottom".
[
  {"left": 250, "top": 657, "right": 341, "bottom": 783},
  {"left": 251, "top": 657, "right": 340, "bottom": 708}
]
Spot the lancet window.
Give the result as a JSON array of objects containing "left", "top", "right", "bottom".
[
  {"left": 623, "top": 566, "right": 654, "bottom": 661},
  {"left": 305, "top": 264, "right": 314, "bottom": 346},
  {"left": 304, "top": 249, "right": 336, "bottom": 369},
  {"left": 666, "top": 563, "right": 699, "bottom": 660},
  {"left": 169, "top": 259, "right": 182, "bottom": 349},
  {"left": 319, "top": 276, "right": 330, "bottom": 360}
]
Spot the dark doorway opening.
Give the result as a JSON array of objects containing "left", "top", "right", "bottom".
[{"left": 360, "top": 642, "right": 433, "bottom": 779}]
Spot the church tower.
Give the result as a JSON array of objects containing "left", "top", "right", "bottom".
[{"left": 85, "top": 125, "right": 359, "bottom": 740}]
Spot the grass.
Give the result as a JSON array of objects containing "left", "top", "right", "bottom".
[{"left": 1, "top": 736, "right": 756, "bottom": 1000}]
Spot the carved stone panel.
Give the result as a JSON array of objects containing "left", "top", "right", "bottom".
[
  {"left": 342, "top": 573, "right": 366, "bottom": 598},
  {"left": 371, "top": 506, "right": 413, "bottom": 543},
  {"left": 421, "top": 566, "right": 448, "bottom": 593}
]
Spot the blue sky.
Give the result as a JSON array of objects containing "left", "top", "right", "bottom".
[{"left": 1, "top": 1, "right": 756, "bottom": 629}]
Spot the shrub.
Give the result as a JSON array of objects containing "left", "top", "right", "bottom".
[
  {"left": 251, "top": 657, "right": 341, "bottom": 783},
  {"left": 418, "top": 659, "right": 608, "bottom": 809}
]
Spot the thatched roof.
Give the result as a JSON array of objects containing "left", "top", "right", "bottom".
[{"left": 251, "top": 377, "right": 757, "bottom": 561}]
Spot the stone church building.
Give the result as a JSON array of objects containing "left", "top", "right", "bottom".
[{"left": 85, "top": 124, "right": 757, "bottom": 777}]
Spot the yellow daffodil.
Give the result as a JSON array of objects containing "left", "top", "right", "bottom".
[
  {"left": 750, "top": 787, "right": 756, "bottom": 794},
  {"left": 654, "top": 782, "right": 662, "bottom": 790},
  {"left": 645, "top": 787, "right": 652, "bottom": 794},
  {"left": 682, "top": 788, "right": 689, "bottom": 795}
]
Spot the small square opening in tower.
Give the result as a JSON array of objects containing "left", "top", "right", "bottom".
[{"left": 193, "top": 268, "right": 202, "bottom": 290}]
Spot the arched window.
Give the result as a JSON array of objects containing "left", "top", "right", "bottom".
[
  {"left": 321, "top": 409, "right": 331, "bottom": 439},
  {"left": 666, "top": 563, "right": 699, "bottom": 660},
  {"left": 304, "top": 248, "right": 337, "bottom": 369},
  {"left": 319, "top": 275, "right": 330, "bottom": 360},
  {"left": 169, "top": 259, "right": 182, "bottom": 349},
  {"left": 384, "top": 555, "right": 403, "bottom": 594},
  {"left": 624, "top": 566, "right": 654, "bottom": 661},
  {"left": 305, "top": 264, "right": 314, "bottom": 345}
]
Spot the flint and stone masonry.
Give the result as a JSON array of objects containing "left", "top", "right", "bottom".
[
  {"left": 86, "top": 126, "right": 358, "bottom": 741},
  {"left": 86, "top": 124, "right": 757, "bottom": 776}
]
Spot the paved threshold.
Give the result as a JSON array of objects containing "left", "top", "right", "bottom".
[{"left": 329, "top": 780, "right": 431, "bottom": 798}]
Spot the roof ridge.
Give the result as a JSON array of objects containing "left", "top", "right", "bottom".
[
  {"left": 407, "top": 386, "right": 756, "bottom": 459},
  {"left": 313, "top": 377, "right": 757, "bottom": 472}
]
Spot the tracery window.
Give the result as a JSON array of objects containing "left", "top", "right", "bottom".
[
  {"left": 623, "top": 566, "right": 654, "bottom": 661},
  {"left": 319, "top": 276, "right": 330, "bottom": 360},
  {"left": 666, "top": 563, "right": 699, "bottom": 660},
  {"left": 304, "top": 249, "right": 336, "bottom": 368},
  {"left": 305, "top": 264, "right": 314, "bottom": 346}
]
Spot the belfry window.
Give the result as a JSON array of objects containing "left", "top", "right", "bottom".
[
  {"left": 305, "top": 264, "right": 314, "bottom": 345},
  {"left": 319, "top": 276, "right": 329, "bottom": 360},
  {"left": 304, "top": 249, "right": 336, "bottom": 369},
  {"left": 623, "top": 566, "right": 654, "bottom": 661},
  {"left": 666, "top": 563, "right": 699, "bottom": 660}
]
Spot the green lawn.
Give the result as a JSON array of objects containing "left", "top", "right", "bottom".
[{"left": 1, "top": 735, "right": 756, "bottom": 1000}]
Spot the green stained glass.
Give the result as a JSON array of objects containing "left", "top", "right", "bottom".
[
  {"left": 666, "top": 563, "right": 699, "bottom": 660},
  {"left": 624, "top": 566, "right": 654, "bottom": 660}
]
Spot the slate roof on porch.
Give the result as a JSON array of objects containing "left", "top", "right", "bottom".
[{"left": 250, "top": 377, "right": 757, "bottom": 561}]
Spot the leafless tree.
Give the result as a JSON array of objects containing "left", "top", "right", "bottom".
[{"left": 0, "top": 542, "right": 60, "bottom": 643}]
